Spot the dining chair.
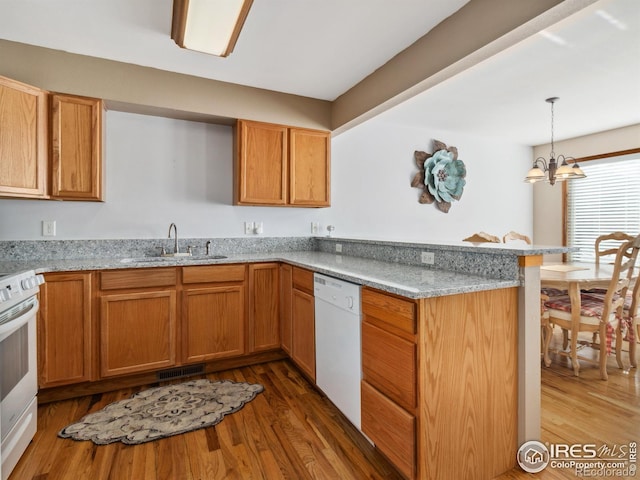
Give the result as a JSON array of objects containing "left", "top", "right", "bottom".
[
  {"left": 544, "top": 235, "right": 640, "bottom": 380},
  {"left": 595, "top": 232, "right": 635, "bottom": 266},
  {"left": 540, "top": 294, "right": 552, "bottom": 367},
  {"left": 624, "top": 273, "right": 639, "bottom": 368}
]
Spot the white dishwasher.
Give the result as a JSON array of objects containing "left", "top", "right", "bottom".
[{"left": 314, "top": 273, "right": 362, "bottom": 430}]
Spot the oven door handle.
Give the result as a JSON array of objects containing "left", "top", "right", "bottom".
[{"left": 0, "top": 298, "right": 39, "bottom": 340}]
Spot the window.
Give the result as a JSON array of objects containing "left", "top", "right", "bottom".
[{"left": 567, "top": 152, "right": 640, "bottom": 263}]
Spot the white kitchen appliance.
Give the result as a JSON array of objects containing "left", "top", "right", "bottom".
[
  {"left": 0, "top": 270, "right": 43, "bottom": 480},
  {"left": 314, "top": 273, "right": 362, "bottom": 430}
]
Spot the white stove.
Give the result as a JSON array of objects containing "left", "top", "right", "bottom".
[{"left": 0, "top": 270, "right": 44, "bottom": 480}]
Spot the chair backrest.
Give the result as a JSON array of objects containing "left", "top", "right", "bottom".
[
  {"left": 503, "top": 231, "right": 531, "bottom": 245},
  {"left": 602, "top": 235, "right": 640, "bottom": 321},
  {"left": 595, "top": 232, "right": 635, "bottom": 266}
]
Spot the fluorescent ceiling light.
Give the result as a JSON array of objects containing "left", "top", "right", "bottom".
[{"left": 171, "top": 0, "right": 253, "bottom": 57}]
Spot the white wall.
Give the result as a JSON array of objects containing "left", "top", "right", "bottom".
[
  {"left": 0, "top": 110, "right": 534, "bottom": 242},
  {"left": 0, "top": 111, "right": 324, "bottom": 240},
  {"left": 325, "top": 118, "right": 534, "bottom": 243}
]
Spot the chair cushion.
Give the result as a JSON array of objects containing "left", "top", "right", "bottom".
[
  {"left": 545, "top": 293, "right": 610, "bottom": 321},
  {"left": 541, "top": 287, "right": 568, "bottom": 298}
]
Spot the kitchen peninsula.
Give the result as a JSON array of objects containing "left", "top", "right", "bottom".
[{"left": 0, "top": 236, "right": 566, "bottom": 480}]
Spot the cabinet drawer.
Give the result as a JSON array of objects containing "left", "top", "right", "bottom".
[
  {"left": 100, "top": 268, "right": 177, "bottom": 290},
  {"left": 362, "top": 322, "right": 416, "bottom": 411},
  {"left": 182, "top": 264, "right": 246, "bottom": 284},
  {"left": 362, "top": 288, "right": 416, "bottom": 336},
  {"left": 361, "top": 381, "right": 415, "bottom": 480},
  {"left": 292, "top": 266, "right": 314, "bottom": 294}
]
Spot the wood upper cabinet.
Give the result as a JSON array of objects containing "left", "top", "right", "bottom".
[
  {"left": 291, "top": 267, "right": 315, "bottom": 380},
  {"left": 248, "top": 263, "right": 280, "bottom": 352},
  {"left": 0, "top": 75, "right": 48, "bottom": 198},
  {"left": 99, "top": 268, "right": 177, "bottom": 377},
  {"left": 38, "top": 272, "right": 93, "bottom": 388},
  {"left": 235, "top": 120, "right": 288, "bottom": 205},
  {"left": 181, "top": 264, "right": 247, "bottom": 363},
  {"left": 235, "top": 119, "right": 330, "bottom": 207},
  {"left": 50, "top": 93, "right": 103, "bottom": 201},
  {"left": 289, "top": 127, "right": 330, "bottom": 206}
]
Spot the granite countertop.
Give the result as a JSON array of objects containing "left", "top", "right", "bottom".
[{"left": 0, "top": 251, "right": 519, "bottom": 299}]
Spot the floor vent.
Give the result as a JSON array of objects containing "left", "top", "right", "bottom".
[{"left": 157, "top": 364, "right": 204, "bottom": 381}]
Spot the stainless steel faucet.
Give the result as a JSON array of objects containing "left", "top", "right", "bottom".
[
  {"left": 168, "top": 222, "right": 179, "bottom": 254},
  {"left": 206, "top": 240, "right": 212, "bottom": 256}
]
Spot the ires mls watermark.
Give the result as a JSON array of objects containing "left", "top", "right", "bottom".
[{"left": 517, "top": 440, "right": 637, "bottom": 476}]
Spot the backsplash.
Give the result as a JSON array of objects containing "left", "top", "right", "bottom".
[
  {"left": 316, "top": 237, "right": 527, "bottom": 280},
  {"left": 0, "top": 237, "right": 317, "bottom": 261}
]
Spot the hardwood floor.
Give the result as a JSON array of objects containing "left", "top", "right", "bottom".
[
  {"left": 497, "top": 330, "right": 640, "bottom": 479},
  {"left": 10, "top": 330, "right": 640, "bottom": 480},
  {"left": 11, "top": 360, "right": 401, "bottom": 480}
]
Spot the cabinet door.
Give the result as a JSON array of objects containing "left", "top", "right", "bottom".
[
  {"left": 235, "top": 120, "right": 288, "bottom": 205},
  {"left": 50, "top": 93, "right": 103, "bottom": 200},
  {"left": 182, "top": 284, "right": 245, "bottom": 363},
  {"left": 289, "top": 128, "right": 330, "bottom": 206},
  {"left": 100, "top": 290, "right": 176, "bottom": 377},
  {"left": 292, "top": 289, "right": 315, "bottom": 380},
  {"left": 38, "top": 272, "right": 93, "bottom": 387},
  {"left": 279, "top": 264, "right": 293, "bottom": 355},
  {"left": 0, "top": 75, "right": 47, "bottom": 198},
  {"left": 249, "top": 263, "right": 280, "bottom": 352}
]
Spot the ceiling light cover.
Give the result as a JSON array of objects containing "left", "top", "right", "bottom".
[{"left": 172, "top": 0, "right": 253, "bottom": 57}]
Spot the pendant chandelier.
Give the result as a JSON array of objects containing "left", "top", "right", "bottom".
[{"left": 524, "top": 97, "right": 586, "bottom": 185}]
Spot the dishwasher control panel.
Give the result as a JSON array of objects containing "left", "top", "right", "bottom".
[{"left": 314, "top": 273, "right": 361, "bottom": 315}]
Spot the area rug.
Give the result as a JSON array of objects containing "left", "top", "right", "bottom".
[{"left": 58, "top": 379, "right": 264, "bottom": 445}]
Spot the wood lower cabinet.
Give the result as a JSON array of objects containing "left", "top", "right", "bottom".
[
  {"left": 50, "top": 93, "right": 103, "bottom": 201},
  {"left": 291, "top": 267, "right": 315, "bottom": 380},
  {"left": 361, "top": 286, "right": 519, "bottom": 480},
  {"left": 0, "top": 75, "right": 48, "bottom": 198},
  {"left": 99, "top": 268, "right": 177, "bottom": 377},
  {"left": 249, "top": 263, "right": 280, "bottom": 352},
  {"left": 235, "top": 119, "right": 330, "bottom": 207},
  {"left": 38, "top": 272, "right": 93, "bottom": 388},
  {"left": 182, "top": 264, "right": 247, "bottom": 362},
  {"left": 361, "top": 288, "right": 417, "bottom": 480},
  {"left": 279, "top": 263, "right": 293, "bottom": 355}
]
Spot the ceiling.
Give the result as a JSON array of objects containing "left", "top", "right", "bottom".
[
  {"left": 0, "top": 0, "right": 468, "bottom": 101},
  {"left": 0, "top": 0, "right": 638, "bottom": 146}
]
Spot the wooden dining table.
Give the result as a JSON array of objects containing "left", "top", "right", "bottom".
[
  {"left": 540, "top": 262, "right": 615, "bottom": 294},
  {"left": 540, "top": 262, "right": 636, "bottom": 372}
]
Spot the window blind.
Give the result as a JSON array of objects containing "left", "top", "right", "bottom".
[{"left": 567, "top": 154, "right": 640, "bottom": 263}]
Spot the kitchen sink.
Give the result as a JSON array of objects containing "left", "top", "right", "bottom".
[{"left": 119, "top": 255, "right": 227, "bottom": 264}]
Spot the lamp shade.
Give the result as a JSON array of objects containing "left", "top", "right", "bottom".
[
  {"left": 524, "top": 166, "right": 545, "bottom": 183},
  {"left": 172, "top": 0, "right": 253, "bottom": 57}
]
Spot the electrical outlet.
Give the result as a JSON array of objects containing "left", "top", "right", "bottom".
[
  {"left": 421, "top": 251, "right": 435, "bottom": 265},
  {"left": 244, "top": 221, "right": 254, "bottom": 235},
  {"left": 311, "top": 222, "right": 320, "bottom": 234},
  {"left": 254, "top": 222, "right": 263, "bottom": 234},
  {"left": 42, "top": 220, "right": 56, "bottom": 236},
  {"left": 335, "top": 243, "right": 342, "bottom": 253}
]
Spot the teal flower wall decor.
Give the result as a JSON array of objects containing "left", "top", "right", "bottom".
[{"left": 411, "top": 140, "right": 466, "bottom": 213}]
